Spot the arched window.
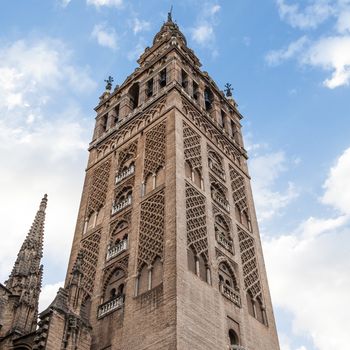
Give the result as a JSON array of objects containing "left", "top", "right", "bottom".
[
  {"left": 208, "top": 150, "right": 225, "bottom": 179},
  {"left": 112, "top": 186, "right": 132, "bottom": 214},
  {"left": 228, "top": 329, "right": 239, "bottom": 346},
  {"left": 255, "top": 296, "right": 267, "bottom": 325},
  {"left": 187, "top": 248, "right": 196, "bottom": 274},
  {"left": 246, "top": 291, "right": 255, "bottom": 318},
  {"left": 104, "top": 268, "right": 126, "bottom": 303},
  {"left": 137, "top": 264, "right": 149, "bottom": 295},
  {"left": 151, "top": 256, "right": 163, "bottom": 288},
  {"left": 218, "top": 262, "right": 237, "bottom": 291},
  {"left": 198, "top": 254, "right": 208, "bottom": 282},
  {"left": 211, "top": 181, "right": 229, "bottom": 212},
  {"left": 215, "top": 214, "right": 233, "bottom": 252},
  {"left": 128, "top": 83, "right": 139, "bottom": 109}
]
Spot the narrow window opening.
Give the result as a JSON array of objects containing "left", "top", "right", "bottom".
[
  {"left": 181, "top": 69, "right": 188, "bottom": 89},
  {"left": 101, "top": 114, "right": 108, "bottom": 133},
  {"left": 128, "top": 83, "right": 139, "bottom": 109},
  {"left": 114, "top": 105, "right": 120, "bottom": 125},
  {"left": 204, "top": 87, "right": 214, "bottom": 111},
  {"left": 220, "top": 110, "right": 226, "bottom": 128},
  {"left": 193, "top": 81, "right": 199, "bottom": 100},
  {"left": 146, "top": 78, "right": 153, "bottom": 98},
  {"left": 159, "top": 68, "right": 167, "bottom": 88}
]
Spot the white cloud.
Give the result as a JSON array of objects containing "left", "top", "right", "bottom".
[
  {"left": 192, "top": 25, "right": 215, "bottom": 44},
  {"left": 336, "top": 10, "right": 350, "bottom": 33},
  {"left": 86, "top": 0, "right": 122, "bottom": 8},
  {"left": 0, "top": 37, "right": 95, "bottom": 286},
  {"left": 0, "top": 38, "right": 96, "bottom": 111},
  {"left": 276, "top": 0, "right": 334, "bottom": 29},
  {"left": 270, "top": 0, "right": 350, "bottom": 88},
  {"left": 132, "top": 18, "right": 150, "bottom": 35},
  {"left": 91, "top": 23, "right": 118, "bottom": 50},
  {"left": 266, "top": 36, "right": 308, "bottom": 66},
  {"left": 302, "top": 36, "right": 350, "bottom": 88},
  {"left": 39, "top": 281, "right": 64, "bottom": 312},
  {"left": 191, "top": 3, "right": 220, "bottom": 46},
  {"left": 263, "top": 146, "right": 350, "bottom": 350},
  {"left": 250, "top": 151, "right": 298, "bottom": 221},
  {"left": 322, "top": 147, "right": 350, "bottom": 214}
]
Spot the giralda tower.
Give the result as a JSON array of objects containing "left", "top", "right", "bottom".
[{"left": 33, "top": 14, "right": 280, "bottom": 350}]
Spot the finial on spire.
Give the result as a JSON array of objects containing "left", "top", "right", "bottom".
[
  {"left": 168, "top": 5, "right": 173, "bottom": 22},
  {"left": 40, "top": 194, "right": 48, "bottom": 212},
  {"left": 224, "top": 83, "right": 233, "bottom": 97}
]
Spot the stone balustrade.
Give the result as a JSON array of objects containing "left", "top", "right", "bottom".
[
  {"left": 106, "top": 239, "right": 128, "bottom": 261},
  {"left": 97, "top": 296, "right": 124, "bottom": 319},
  {"left": 216, "top": 232, "right": 233, "bottom": 252},
  {"left": 111, "top": 196, "right": 132, "bottom": 215},
  {"left": 115, "top": 165, "right": 135, "bottom": 184},
  {"left": 212, "top": 192, "right": 230, "bottom": 212},
  {"left": 220, "top": 283, "right": 241, "bottom": 307}
]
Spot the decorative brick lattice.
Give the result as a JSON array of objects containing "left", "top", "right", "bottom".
[
  {"left": 185, "top": 183, "right": 208, "bottom": 259},
  {"left": 182, "top": 98, "right": 241, "bottom": 166},
  {"left": 96, "top": 98, "right": 166, "bottom": 157},
  {"left": 237, "top": 227, "right": 262, "bottom": 299},
  {"left": 183, "top": 122, "right": 202, "bottom": 171},
  {"left": 80, "top": 232, "right": 101, "bottom": 295},
  {"left": 103, "top": 255, "right": 129, "bottom": 292},
  {"left": 117, "top": 140, "right": 138, "bottom": 172},
  {"left": 109, "top": 211, "right": 132, "bottom": 236},
  {"left": 137, "top": 190, "right": 165, "bottom": 269},
  {"left": 87, "top": 159, "right": 111, "bottom": 215},
  {"left": 229, "top": 166, "right": 248, "bottom": 212},
  {"left": 143, "top": 121, "right": 166, "bottom": 180}
]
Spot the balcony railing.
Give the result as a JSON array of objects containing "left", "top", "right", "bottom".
[
  {"left": 231, "top": 346, "right": 246, "bottom": 350},
  {"left": 209, "top": 160, "right": 226, "bottom": 180},
  {"left": 115, "top": 165, "right": 135, "bottom": 184},
  {"left": 220, "top": 283, "right": 241, "bottom": 307},
  {"left": 97, "top": 296, "right": 124, "bottom": 319},
  {"left": 106, "top": 239, "right": 128, "bottom": 261},
  {"left": 216, "top": 232, "right": 233, "bottom": 252},
  {"left": 212, "top": 192, "right": 230, "bottom": 212},
  {"left": 111, "top": 196, "right": 132, "bottom": 215}
]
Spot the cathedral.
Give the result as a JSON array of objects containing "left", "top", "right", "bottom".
[{"left": 0, "top": 13, "right": 280, "bottom": 350}]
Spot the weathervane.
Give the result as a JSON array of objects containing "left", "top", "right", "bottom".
[
  {"left": 104, "top": 76, "right": 114, "bottom": 91},
  {"left": 168, "top": 5, "right": 173, "bottom": 22},
  {"left": 224, "top": 83, "right": 233, "bottom": 97}
]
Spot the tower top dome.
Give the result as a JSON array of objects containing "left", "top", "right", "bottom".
[{"left": 153, "top": 11, "right": 187, "bottom": 46}]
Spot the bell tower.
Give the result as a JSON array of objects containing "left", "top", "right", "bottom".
[{"left": 36, "top": 14, "right": 280, "bottom": 350}]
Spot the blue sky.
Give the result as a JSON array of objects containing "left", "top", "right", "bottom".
[{"left": 0, "top": 1, "right": 349, "bottom": 350}]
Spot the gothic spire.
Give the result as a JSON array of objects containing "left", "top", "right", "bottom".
[{"left": 6, "top": 194, "right": 47, "bottom": 293}]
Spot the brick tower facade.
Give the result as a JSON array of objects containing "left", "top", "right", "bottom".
[{"left": 0, "top": 14, "right": 280, "bottom": 350}]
